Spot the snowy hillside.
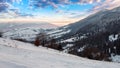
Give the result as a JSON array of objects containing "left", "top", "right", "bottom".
[
  {"left": 48, "top": 6, "right": 120, "bottom": 40},
  {"left": 2, "top": 27, "right": 45, "bottom": 41},
  {"left": 45, "top": 6, "right": 120, "bottom": 62},
  {"left": 1, "top": 22, "right": 58, "bottom": 41},
  {"left": 47, "top": 26, "right": 71, "bottom": 39},
  {"left": 0, "top": 22, "right": 58, "bottom": 32},
  {"left": 0, "top": 38, "right": 120, "bottom": 68}
]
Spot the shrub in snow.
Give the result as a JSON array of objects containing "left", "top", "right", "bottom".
[
  {"left": 34, "top": 33, "right": 62, "bottom": 50},
  {"left": 0, "top": 32, "right": 3, "bottom": 37},
  {"left": 34, "top": 37, "right": 41, "bottom": 47},
  {"left": 14, "top": 39, "right": 28, "bottom": 43},
  {"left": 34, "top": 33, "right": 48, "bottom": 46},
  {"left": 43, "top": 39, "right": 62, "bottom": 50},
  {"left": 81, "top": 47, "right": 111, "bottom": 61}
]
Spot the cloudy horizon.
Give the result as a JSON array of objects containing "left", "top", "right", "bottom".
[{"left": 0, "top": 0, "right": 120, "bottom": 26}]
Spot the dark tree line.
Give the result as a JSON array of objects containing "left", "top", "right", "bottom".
[{"left": 34, "top": 33, "right": 62, "bottom": 50}]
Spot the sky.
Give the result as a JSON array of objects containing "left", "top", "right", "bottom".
[{"left": 0, "top": 0, "right": 120, "bottom": 26}]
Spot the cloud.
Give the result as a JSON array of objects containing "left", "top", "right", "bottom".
[
  {"left": 0, "top": 3, "right": 10, "bottom": 12},
  {"left": 29, "top": 0, "right": 65, "bottom": 8},
  {"left": 91, "top": 0, "right": 120, "bottom": 12},
  {"left": 30, "top": 0, "right": 120, "bottom": 12},
  {"left": 1, "top": 0, "right": 120, "bottom": 23},
  {"left": 0, "top": 0, "right": 22, "bottom": 12},
  {"left": 0, "top": 0, "right": 32, "bottom": 18},
  {"left": 1, "top": 0, "right": 120, "bottom": 13},
  {"left": 62, "top": 10, "right": 91, "bottom": 20},
  {"left": 29, "top": 0, "right": 120, "bottom": 22},
  {"left": 30, "top": 0, "right": 103, "bottom": 8},
  {"left": 0, "top": 7, "right": 34, "bottom": 19}
]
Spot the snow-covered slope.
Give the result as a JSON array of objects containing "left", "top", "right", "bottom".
[
  {"left": 47, "top": 26, "right": 71, "bottom": 39},
  {"left": 2, "top": 27, "right": 45, "bottom": 41},
  {"left": 45, "top": 6, "right": 120, "bottom": 61},
  {"left": 48, "top": 6, "right": 120, "bottom": 40},
  {"left": 0, "top": 38, "right": 120, "bottom": 68},
  {"left": 0, "top": 22, "right": 58, "bottom": 32},
  {"left": 1, "top": 22, "right": 58, "bottom": 41}
]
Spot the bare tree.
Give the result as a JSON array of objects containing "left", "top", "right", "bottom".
[{"left": 0, "top": 32, "right": 3, "bottom": 37}]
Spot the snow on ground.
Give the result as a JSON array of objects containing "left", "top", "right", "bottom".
[
  {"left": 111, "top": 54, "right": 120, "bottom": 63},
  {"left": 77, "top": 46, "right": 86, "bottom": 52},
  {"left": 2, "top": 27, "right": 45, "bottom": 41},
  {"left": 49, "top": 30, "right": 71, "bottom": 38},
  {"left": 61, "top": 37, "right": 75, "bottom": 43},
  {"left": 0, "top": 38, "right": 120, "bottom": 68},
  {"left": 63, "top": 44, "right": 74, "bottom": 53},
  {"left": 47, "top": 27, "right": 71, "bottom": 39},
  {"left": 61, "top": 35, "right": 87, "bottom": 43},
  {"left": 109, "top": 34, "right": 119, "bottom": 42},
  {"left": 2, "top": 25, "right": 70, "bottom": 41},
  {"left": 1, "top": 22, "right": 58, "bottom": 41},
  {"left": 0, "top": 23, "right": 58, "bottom": 32}
]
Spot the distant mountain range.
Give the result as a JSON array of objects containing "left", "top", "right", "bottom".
[
  {"left": 0, "top": 22, "right": 58, "bottom": 32},
  {"left": 0, "top": 22, "right": 58, "bottom": 42}
]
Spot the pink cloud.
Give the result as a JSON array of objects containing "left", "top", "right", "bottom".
[{"left": 92, "top": 0, "right": 120, "bottom": 12}]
